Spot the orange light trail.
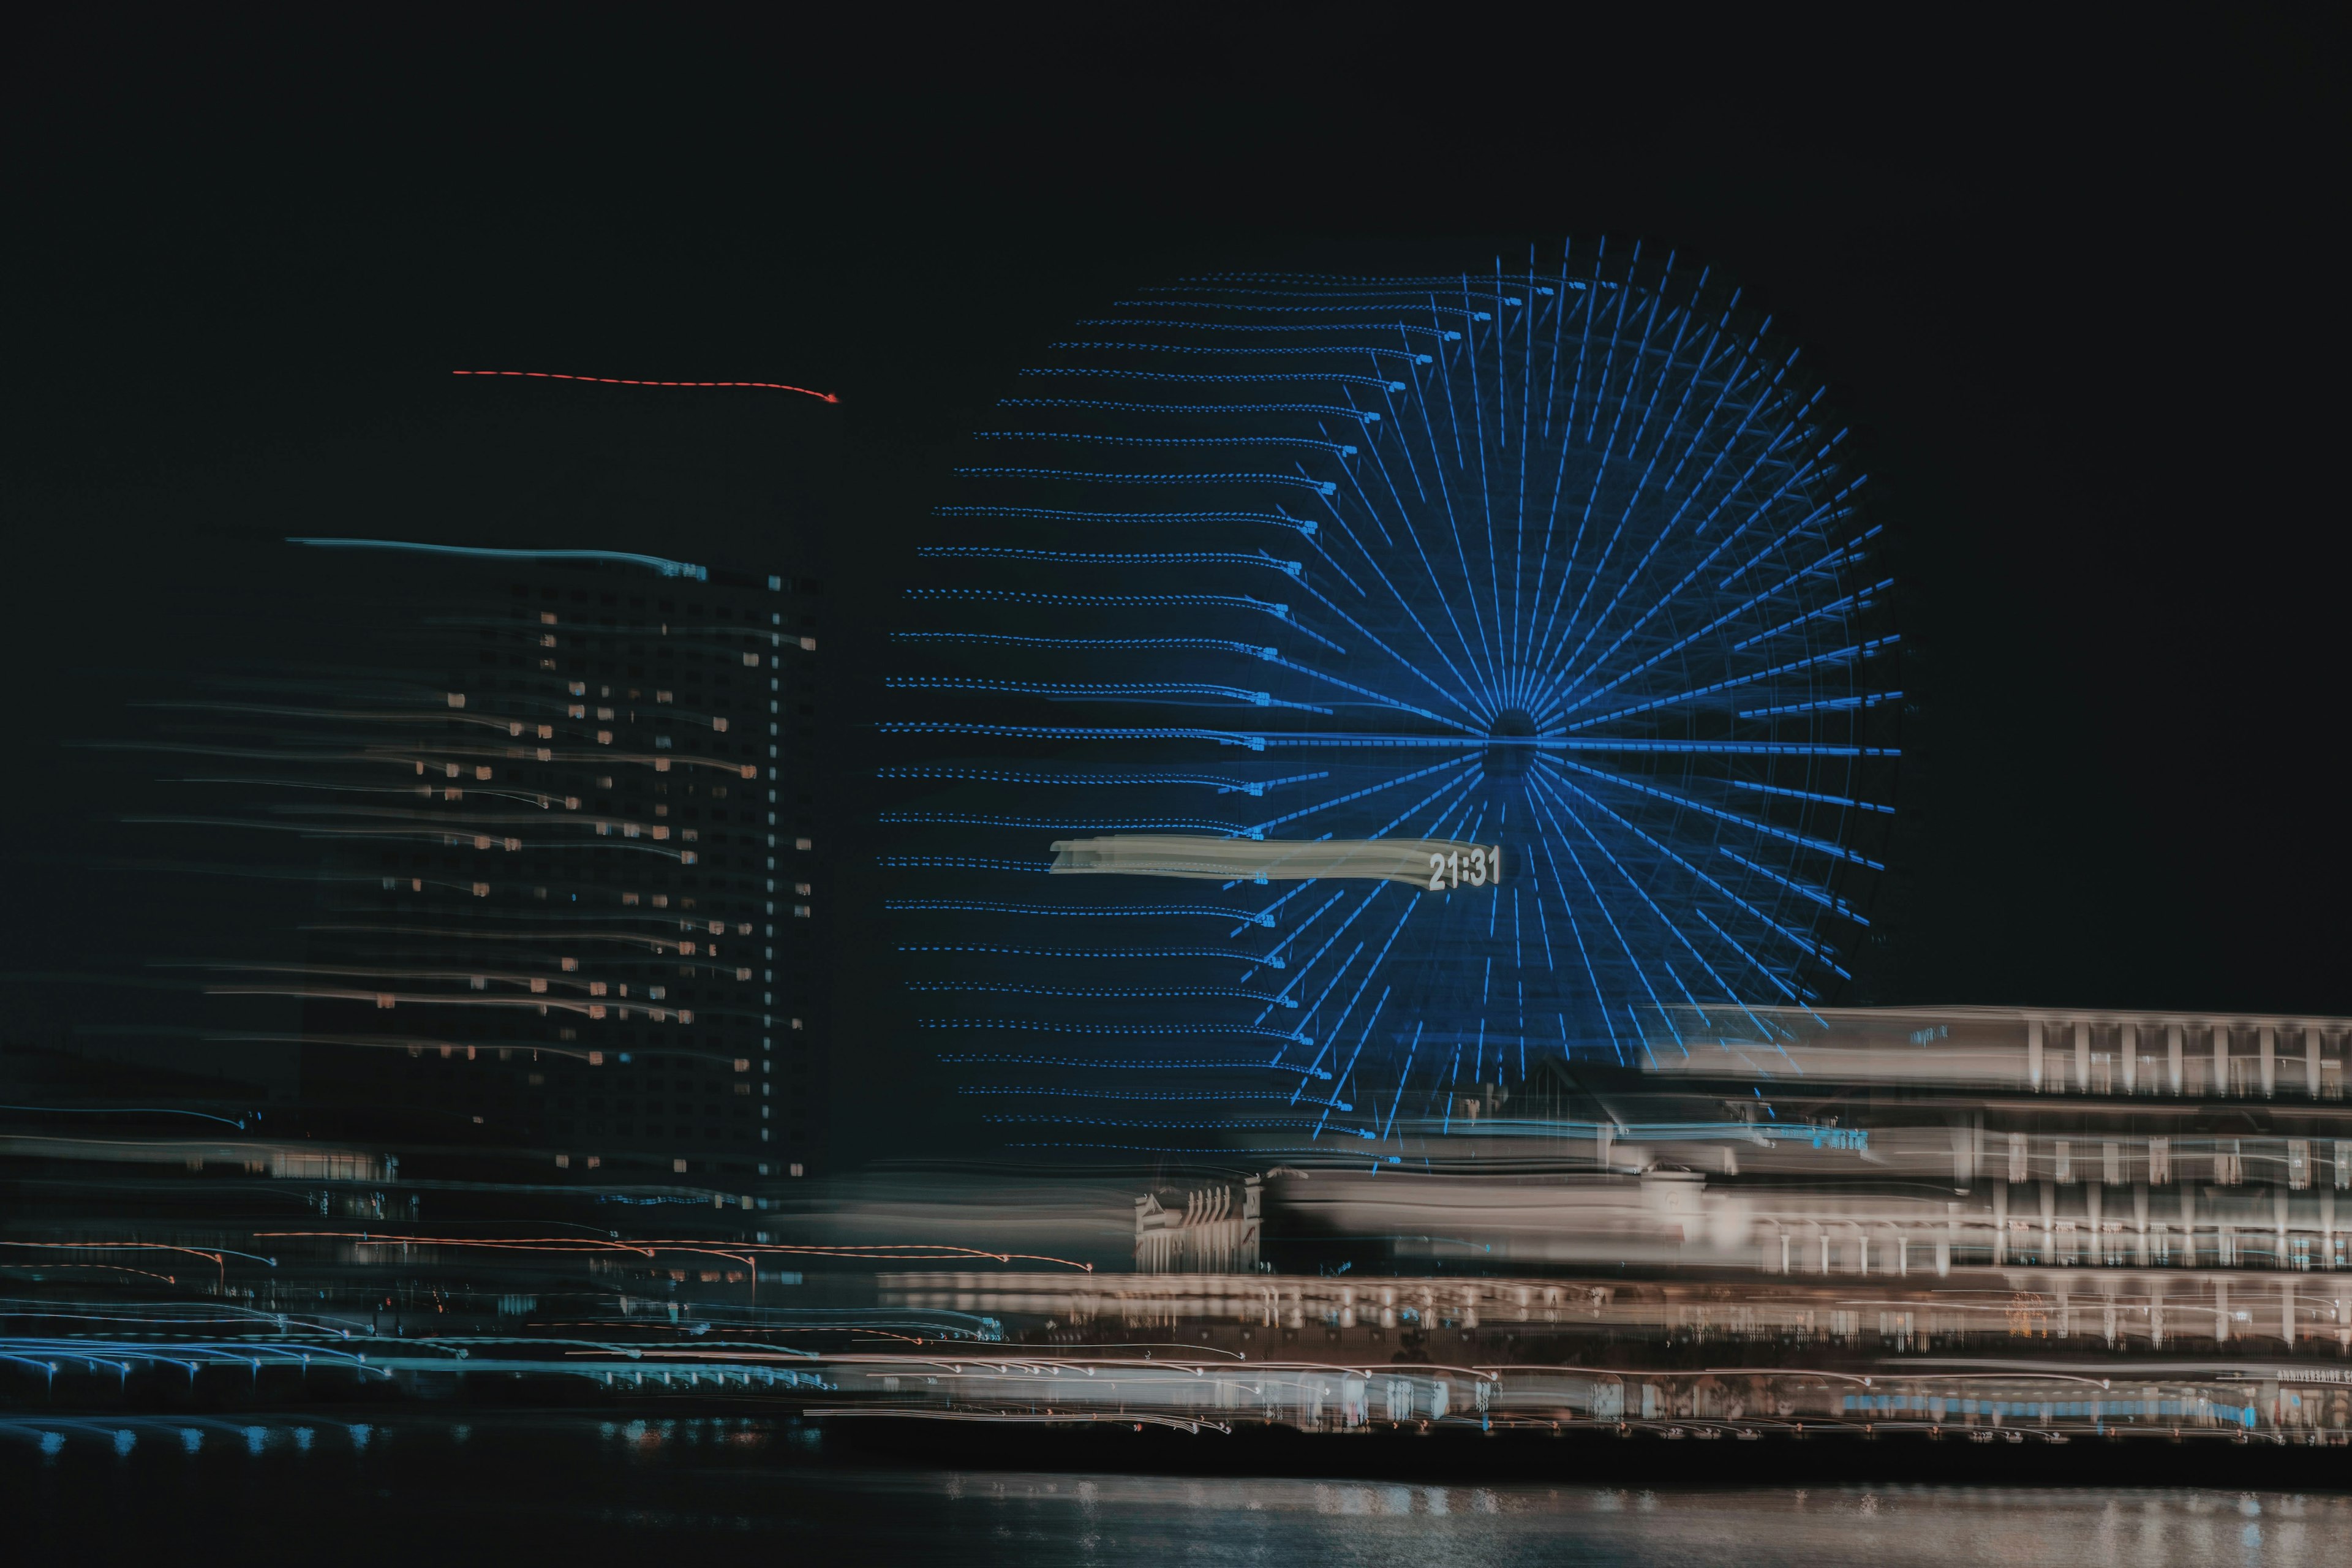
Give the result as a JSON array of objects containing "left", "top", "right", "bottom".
[
  {"left": 1, "top": 1242, "right": 225, "bottom": 1265},
  {"left": 454, "top": 371, "right": 837, "bottom": 404},
  {"left": 9, "top": 1263, "right": 179, "bottom": 1284}
]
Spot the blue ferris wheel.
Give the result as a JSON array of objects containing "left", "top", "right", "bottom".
[{"left": 878, "top": 241, "right": 1899, "bottom": 1159}]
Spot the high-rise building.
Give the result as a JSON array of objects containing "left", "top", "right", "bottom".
[{"left": 175, "top": 540, "right": 829, "bottom": 1180}]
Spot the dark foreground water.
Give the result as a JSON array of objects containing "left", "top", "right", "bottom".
[{"left": 4, "top": 1414, "right": 2347, "bottom": 1564}]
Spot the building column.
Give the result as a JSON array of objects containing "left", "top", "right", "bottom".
[
  {"left": 2168, "top": 1022, "right": 2184, "bottom": 1095},
  {"left": 2122, "top": 1022, "right": 2138, "bottom": 1093},
  {"left": 2214, "top": 1023, "right": 2230, "bottom": 1096},
  {"left": 2307, "top": 1027, "right": 2323, "bottom": 1098},
  {"left": 2260, "top": 1025, "right": 2276, "bottom": 1098},
  {"left": 2076, "top": 1020, "right": 2092, "bottom": 1094},
  {"left": 2028, "top": 1019, "right": 2044, "bottom": 1091}
]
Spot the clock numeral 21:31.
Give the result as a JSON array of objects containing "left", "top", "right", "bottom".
[{"left": 1427, "top": 846, "right": 1500, "bottom": 891}]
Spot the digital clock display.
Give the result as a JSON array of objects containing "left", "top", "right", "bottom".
[{"left": 1426, "top": 845, "right": 1499, "bottom": 891}]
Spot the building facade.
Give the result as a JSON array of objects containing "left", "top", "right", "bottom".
[{"left": 177, "top": 540, "right": 829, "bottom": 1180}]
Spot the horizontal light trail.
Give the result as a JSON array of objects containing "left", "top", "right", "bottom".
[{"left": 451, "top": 369, "right": 836, "bottom": 402}]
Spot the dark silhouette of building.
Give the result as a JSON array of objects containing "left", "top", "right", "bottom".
[{"left": 168, "top": 540, "right": 829, "bottom": 1182}]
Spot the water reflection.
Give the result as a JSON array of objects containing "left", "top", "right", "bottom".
[{"left": 2, "top": 1415, "right": 2344, "bottom": 1565}]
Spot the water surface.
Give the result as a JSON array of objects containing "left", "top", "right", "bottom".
[{"left": 3, "top": 1415, "right": 2343, "bottom": 1564}]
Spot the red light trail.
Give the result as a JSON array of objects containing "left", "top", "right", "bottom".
[{"left": 453, "top": 371, "right": 837, "bottom": 403}]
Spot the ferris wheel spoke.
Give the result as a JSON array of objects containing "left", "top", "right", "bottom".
[
  {"left": 1457, "top": 276, "right": 1513, "bottom": 692},
  {"left": 1245, "top": 753, "right": 1479, "bottom": 839},
  {"left": 1291, "top": 494, "right": 1499, "bottom": 725},
  {"left": 1315, "top": 401, "right": 1480, "bottom": 655},
  {"left": 889, "top": 244, "right": 1892, "bottom": 1152},
  {"left": 1542, "top": 394, "right": 1820, "bottom": 687},
  {"left": 1535, "top": 336, "right": 1735, "bottom": 680},
  {"left": 1292, "top": 901, "right": 1416, "bottom": 1098},
  {"left": 1561, "top": 635, "right": 1891, "bottom": 733},
  {"left": 1534, "top": 752, "right": 1883, "bottom": 872},
  {"left": 1526, "top": 764, "right": 1841, "bottom": 972},
  {"left": 1401, "top": 315, "right": 1508, "bottom": 704},
  {"left": 1523, "top": 769, "right": 1762, "bottom": 1024},
  {"left": 1529, "top": 795, "right": 1678, "bottom": 1061},
  {"left": 1556, "top": 528, "right": 1878, "bottom": 712}
]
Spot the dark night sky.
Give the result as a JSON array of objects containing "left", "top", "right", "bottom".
[{"left": 3, "top": 15, "right": 2339, "bottom": 1157}]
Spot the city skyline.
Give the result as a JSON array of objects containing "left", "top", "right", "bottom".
[{"left": 1, "top": 15, "right": 2337, "bottom": 1562}]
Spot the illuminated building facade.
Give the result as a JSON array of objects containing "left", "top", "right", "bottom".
[{"left": 187, "top": 540, "right": 829, "bottom": 1180}]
